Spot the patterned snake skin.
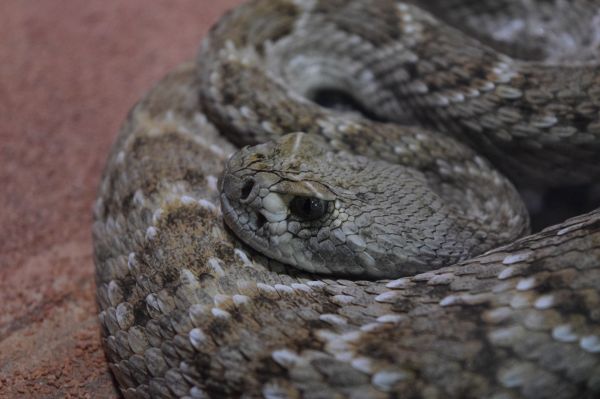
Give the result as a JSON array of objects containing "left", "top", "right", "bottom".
[{"left": 93, "top": 1, "right": 600, "bottom": 397}]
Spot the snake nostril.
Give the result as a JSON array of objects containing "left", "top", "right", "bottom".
[{"left": 240, "top": 178, "right": 255, "bottom": 201}]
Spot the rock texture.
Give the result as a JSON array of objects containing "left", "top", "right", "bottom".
[{"left": 0, "top": 1, "right": 242, "bottom": 397}]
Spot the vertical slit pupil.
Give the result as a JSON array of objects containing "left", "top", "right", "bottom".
[{"left": 303, "top": 198, "right": 312, "bottom": 213}]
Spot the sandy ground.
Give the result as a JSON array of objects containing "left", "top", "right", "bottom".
[{"left": 0, "top": 1, "right": 243, "bottom": 397}]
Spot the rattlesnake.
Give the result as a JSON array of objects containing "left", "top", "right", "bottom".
[{"left": 93, "top": 1, "right": 600, "bottom": 398}]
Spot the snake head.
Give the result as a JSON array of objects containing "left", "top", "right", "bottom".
[{"left": 220, "top": 132, "right": 475, "bottom": 279}]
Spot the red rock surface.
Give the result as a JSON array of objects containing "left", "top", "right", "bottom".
[{"left": 0, "top": 1, "right": 243, "bottom": 397}]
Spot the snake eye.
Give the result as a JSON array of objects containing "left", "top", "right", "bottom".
[{"left": 289, "top": 196, "right": 327, "bottom": 221}]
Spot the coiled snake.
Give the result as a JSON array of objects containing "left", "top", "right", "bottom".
[{"left": 93, "top": 1, "right": 600, "bottom": 397}]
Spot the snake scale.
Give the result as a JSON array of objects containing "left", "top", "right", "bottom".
[{"left": 93, "top": 1, "right": 600, "bottom": 398}]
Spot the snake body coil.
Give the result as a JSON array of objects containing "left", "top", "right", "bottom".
[{"left": 93, "top": 1, "right": 600, "bottom": 397}]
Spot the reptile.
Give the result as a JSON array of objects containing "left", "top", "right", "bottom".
[{"left": 93, "top": 0, "right": 600, "bottom": 397}]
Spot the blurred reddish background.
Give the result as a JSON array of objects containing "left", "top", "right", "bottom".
[{"left": 0, "top": 1, "right": 243, "bottom": 397}]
